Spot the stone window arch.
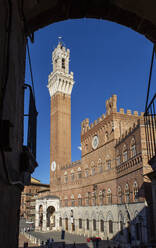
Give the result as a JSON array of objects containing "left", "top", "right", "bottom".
[
  {"left": 92, "top": 191, "right": 96, "bottom": 206},
  {"left": 91, "top": 161, "right": 95, "bottom": 167},
  {"left": 123, "top": 144, "right": 128, "bottom": 162},
  {"left": 98, "top": 158, "right": 103, "bottom": 173},
  {"left": 78, "top": 194, "right": 82, "bottom": 206},
  {"left": 39, "top": 205, "right": 43, "bottom": 227},
  {"left": 71, "top": 169, "right": 75, "bottom": 181},
  {"left": 77, "top": 167, "right": 82, "bottom": 179},
  {"left": 106, "top": 159, "right": 111, "bottom": 169},
  {"left": 107, "top": 188, "right": 112, "bottom": 204},
  {"left": 99, "top": 191, "right": 103, "bottom": 206},
  {"left": 130, "top": 137, "right": 136, "bottom": 157},
  {"left": 118, "top": 186, "right": 122, "bottom": 204},
  {"left": 91, "top": 167, "right": 96, "bottom": 175},
  {"left": 85, "top": 192, "right": 90, "bottom": 206},
  {"left": 125, "top": 183, "right": 130, "bottom": 203},
  {"left": 91, "top": 161, "right": 95, "bottom": 175},
  {"left": 98, "top": 158, "right": 102, "bottom": 165},
  {"left": 71, "top": 194, "right": 75, "bottom": 207},
  {"left": 133, "top": 181, "right": 139, "bottom": 202},
  {"left": 85, "top": 169, "right": 89, "bottom": 177}
]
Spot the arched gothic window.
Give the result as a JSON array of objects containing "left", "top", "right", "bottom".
[
  {"left": 85, "top": 192, "right": 90, "bottom": 206},
  {"left": 91, "top": 167, "right": 95, "bottom": 175},
  {"left": 71, "top": 170, "right": 75, "bottom": 181},
  {"left": 78, "top": 194, "right": 82, "bottom": 206},
  {"left": 107, "top": 188, "right": 112, "bottom": 204},
  {"left": 77, "top": 167, "right": 82, "bottom": 179},
  {"left": 98, "top": 158, "right": 103, "bottom": 173},
  {"left": 131, "top": 138, "right": 136, "bottom": 157},
  {"left": 71, "top": 194, "right": 75, "bottom": 207},
  {"left": 123, "top": 144, "right": 128, "bottom": 162},
  {"left": 99, "top": 191, "right": 103, "bottom": 206},
  {"left": 106, "top": 160, "right": 111, "bottom": 169},
  {"left": 125, "top": 184, "right": 130, "bottom": 203},
  {"left": 118, "top": 186, "right": 122, "bottom": 204},
  {"left": 85, "top": 169, "right": 89, "bottom": 177},
  {"left": 133, "top": 181, "right": 139, "bottom": 202}
]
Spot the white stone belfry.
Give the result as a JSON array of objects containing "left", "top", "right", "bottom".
[{"left": 47, "top": 42, "right": 74, "bottom": 97}]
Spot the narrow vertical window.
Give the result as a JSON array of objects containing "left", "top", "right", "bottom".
[
  {"left": 59, "top": 217, "right": 62, "bottom": 227},
  {"left": 79, "top": 218, "right": 82, "bottom": 229},
  {"left": 100, "top": 219, "right": 104, "bottom": 232},
  {"left": 93, "top": 219, "right": 96, "bottom": 231},
  {"left": 86, "top": 219, "right": 89, "bottom": 230},
  {"left": 62, "top": 58, "right": 65, "bottom": 69},
  {"left": 109, "top": 220, "right": 113, "bottom": 233}
]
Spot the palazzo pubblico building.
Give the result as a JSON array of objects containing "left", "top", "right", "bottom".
[{"left": 35, "top": 42, "right": 153, "bottom": 246}]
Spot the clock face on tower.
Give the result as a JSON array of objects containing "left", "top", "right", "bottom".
[
  {"left": 92, "top": 135, "right": 99, "bottom": 150},
  {"left": 51, "top": 161, "right": 56, "bottom": 171}
]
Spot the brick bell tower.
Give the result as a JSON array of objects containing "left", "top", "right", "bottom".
[{"left": 47, "top": 42, "right": 74, "bottom": 191}]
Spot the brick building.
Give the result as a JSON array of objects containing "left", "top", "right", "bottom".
[
  {"left": 20, "top": 177, "right": 49, "bottom": 222},
  {"left": 35, "top": 42, "right": 153, "bottom": 246}
]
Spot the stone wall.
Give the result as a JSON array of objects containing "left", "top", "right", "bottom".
[{"left": 0, "top": 1, "right": 26, "bottom": 247}]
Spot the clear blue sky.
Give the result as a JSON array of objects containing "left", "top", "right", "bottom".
[{"left": 24, "top": 18, "right": 155, "bottom": 184}]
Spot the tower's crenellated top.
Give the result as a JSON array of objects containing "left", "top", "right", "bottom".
[
  {"left": 47, "top": 42, "right": 74, "bottom": 97},
  {"left": 106, "top": 94, "right": 117, "bottom": 115},
  {"left": 52, "top": 42, "right": 70, "bottom": 74}
]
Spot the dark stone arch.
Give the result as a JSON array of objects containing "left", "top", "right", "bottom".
[
  {"left": 46, "top": 206, "right": 55, "bottom": 229},
  {"left": 39, "top": 205, "right": 43, "bottom": 228},
  {"left": 24, "top": 0, "right": 156, "bottom": 42}
]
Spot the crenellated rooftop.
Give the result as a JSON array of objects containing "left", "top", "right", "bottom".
[
  {"left": 115, "top": 119, "right": 140, "bottom": 146},
  {"left": 81, "top": 94, "right": 144, "bottom": 135}
]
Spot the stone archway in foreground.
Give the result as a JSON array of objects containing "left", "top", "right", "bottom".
[{"left": 23, "top": 0, "right": 156, "bottom": 43}]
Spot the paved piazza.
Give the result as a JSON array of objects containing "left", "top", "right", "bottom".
[{"left": 29, "top": 230, "right": 115, "bottom": 247}]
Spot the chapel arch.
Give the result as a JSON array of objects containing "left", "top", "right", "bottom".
[
  {"left": 39, "top": 205, "right": 43, "bottom": 229},
  {"left": 46, "top": 206, "right": 55, "bottom": 230}
]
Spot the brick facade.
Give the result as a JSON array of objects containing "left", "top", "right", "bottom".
[
  {"left": 35, "top": 43, "right": 152, "bottom": 245},
  {"left": 20, "top": 177, "right": 49, "bottom": 222}
]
